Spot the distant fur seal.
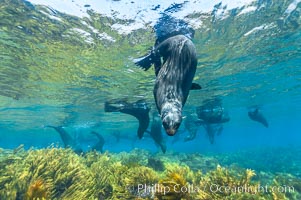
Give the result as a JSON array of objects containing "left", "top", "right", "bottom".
[
  {"left": 184, "top": 114, "right": 204, "bottom": 142},
  {"left": 46, "top": 125, "right": 83, "bottom": 154},
  {"left": 146, "top": 113, "right": 167, "bottom": 153},
  {"left": 195, "top": 100, "right": 228, "bottom": 144},
  {"left": 248, "top": 107, "right": 269, "bottom": 128},
  {"left": 203, "top": 123, "right": 223, "bottom": 144},
  {"left": 196, "top": 105, "right": 230, "bottom": 124},
  {"left": 90, "top": 131, "right": 105, "bottom": 153},
  {"left": 104, "top": 99, "right": 150, "bottom": 139}
]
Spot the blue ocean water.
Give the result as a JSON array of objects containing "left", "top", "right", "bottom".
[{"left": 0, "top": 0, "right": 301, "bottom": 181}]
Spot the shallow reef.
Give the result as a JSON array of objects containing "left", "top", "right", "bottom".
[{"left": 0, "top": 146, "right": 300, "bottom": 200}]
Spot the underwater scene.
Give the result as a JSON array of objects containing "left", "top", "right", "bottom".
[{"left": 1, "top": 0, "right": 301, "bottom": 199}]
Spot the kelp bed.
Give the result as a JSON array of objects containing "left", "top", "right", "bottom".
[{"left": 0, "top": 146, "right": 300, "bottom": 200}]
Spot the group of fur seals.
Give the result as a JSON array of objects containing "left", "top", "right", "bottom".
[
  {"left": 46, "top": 125, "right": 105, "bottom": 154},
  {"left": 134, "top": 16, "right": 201, "bottom": 136},
  {"left": 104, "top": 99, "right": 167, "bottom": 153}
]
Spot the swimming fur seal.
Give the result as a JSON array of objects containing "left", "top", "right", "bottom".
[
  {"left": 203, "top": 123, "right": 223, "bottom": 144},
  {"left": 146, "top": 113, "right": 167, "bottom": 153},
  {"left": 104, "top": 99, "right": 150, "bottom": 139},
  {"left": 90, "top": 131, "right": 105, "bottom": 153},
  {"left": 134, "top": 16, "right": 201, "bottom": 136},
  {"left": 184, "top": 114, "right": 204, "bottom": 142},
  {"left": 46, "top": 125, "right": 83, "bottom": 154},
  {"left": 248, "top": 107, "right": 269, "bottom": 128},
  {"left": 196, "top": 105, "right": 230, "bottom": 124},
  {"left": 135, "top": 35, "right": 200, "bottom": 136}
]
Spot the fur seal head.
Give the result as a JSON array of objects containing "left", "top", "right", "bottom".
[{"left": 160, "top": 99, "right": 182, "bottom": 136}]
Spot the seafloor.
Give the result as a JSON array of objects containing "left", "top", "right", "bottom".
[{"left": 0, "top": 146, "right": 300, "bottom": 200}]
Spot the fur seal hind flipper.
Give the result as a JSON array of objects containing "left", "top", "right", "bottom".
[
  {"left": 190, "top": 83, "right": 202, "bottom": 90},
  {"left": 134, "top": 49, "right": 162, "bottom": 73},
  {"left": 134, "top": 53, "right": 153, "bottom": 71}
]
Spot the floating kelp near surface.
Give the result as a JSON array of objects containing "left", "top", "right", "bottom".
[{"left": 0, "top": 147, "right": 300, "bottom": 200}]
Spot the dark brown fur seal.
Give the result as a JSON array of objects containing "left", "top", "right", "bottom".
[
  {"left": 134, "top": 15, "right": 202, "bottom": 136},
  {"left": 154, "top": 35, "right": 199, "bottom": 135}
]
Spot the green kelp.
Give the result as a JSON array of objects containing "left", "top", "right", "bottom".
[
  {"left": 0, "top": 147, "right": 94, "bottom": 199},
  {"left": 196, "top": 165, "right": 296, "bottom": 200},
  {"left": 272, "top": 174, "right": 301, "bottom": 200},
  {"left": 155, "top": 163, "right": 202, "bottom": 200},
  {"left": 0, "top": 147, "right": 299, "bottom": 200}
]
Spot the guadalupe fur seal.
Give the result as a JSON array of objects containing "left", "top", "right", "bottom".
[
  {"left": 46, "top": 125, "right": 83, "bottom": 154},
  {"left": 146, "top": 113, "right": 167, "bottom": 153},
  {"left": 184, "top": 114, "right": 204, "bottom": 142},
  {"left": 90, "top": 131, "right": 105, "bottom": 153},
  {"left": 203, "top": 123, "right": 223, "bottom": 144},
  {"left": 104, "top": 99, "right": 150, "bottom": 139},
  {"left": 196, "top": 105, "right": 230, "bottom": 124},
  {"left": 135, "top": 35, "right": 201, "bottom": 136},
  {"left": 195, "top": 100, "right": 228, "bottom": 144},
  {"left": 134, "top": 16, "right": 201, "bottom": 136},
  {"left": 155, "top": 35, "right": 198, "bottom": 136},
  {"left": 248, "top": 107, "right": 269, "bottom": 128}
]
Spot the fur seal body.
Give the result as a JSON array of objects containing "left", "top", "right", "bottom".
[
  {"left": 146, "top": 113, "right": 167, "bottom": 153},
  {"left": 154, "top": 35, "right": 198, "bottom": 136},
  {"left": 136, "top": 35, "right": 199, "bottom": 136},
  {"left": 195, "top": 101, "right": 229, "bottom": 144},
  {"left": 203, "top": 123, "right": 223, "bottom": 144},
  {"left": 184, "top": 115, "right": 204, "bottom": 142},
  {"left": 196, "top": 105, "right": 230, "bottom": 124},
  {"left": 46, "top": 125, "right": 83, "bottom": 154},
  {"left": 104, "top": 99, "right": 150, "bottom": 138},
  {"left": 90, "top": 131, "right": 105, "bottom": 153},
  {"left": 134, "top": 16, "right": 201, "bottom": 136},
  {"left": 248, "top": 108, "right": 269, "bottom": 128}
]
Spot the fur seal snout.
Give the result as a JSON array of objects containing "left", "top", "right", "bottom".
[{"left": 160, "top": 100, "right": 182, "bottom": 136}]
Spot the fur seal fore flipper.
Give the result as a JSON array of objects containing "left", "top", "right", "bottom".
[{"left": 134, "top": 50, "right": 162, "bottom": 75}]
